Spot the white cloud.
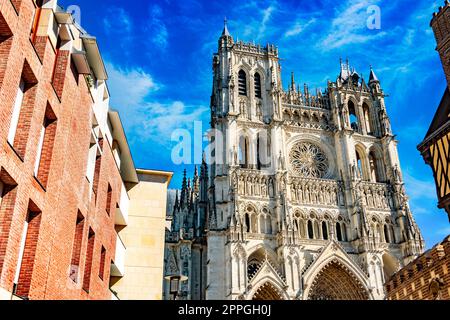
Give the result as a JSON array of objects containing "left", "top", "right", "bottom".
[
  {"left": 106, "top": 62, "right": 158, "bottom": 110},
  {"left": 403, "top": 171, "right": 437, "bottom": 202},
  {"left": 259, "top": 5, "right": 275, "bottom": 37},
  {"left": 231, "top": 1, "right": 278, "bottom": 41},
  {"left": 148, "top": 5, "right": 169, "bottom": 50},
  {"left": 284, "top": 18, "right": 316, "bottom": 38},
  {"left": 319, "top": 0, "right": 386, "bottom": 50},
  {"left": 103, "top": 7, "right": 132, "bottom": 35},
  {"left": 105, "top": 62, "right": 207, "bottom": 145},
  {"left": 141, "top": 101, "right": 208, "bottom": 142}
]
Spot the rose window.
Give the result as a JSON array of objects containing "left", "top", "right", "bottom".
[{"left": 289, "top": 142, "right": 329, "bottom": 178}]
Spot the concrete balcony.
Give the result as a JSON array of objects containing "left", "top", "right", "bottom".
[
  {"left": 115, "top": 183, "right": 129, "bottom": 226},
  {"left": 110, "top": 232, "right": 126, "bottom": 277}
]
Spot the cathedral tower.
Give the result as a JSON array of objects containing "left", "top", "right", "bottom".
[{"left": 165, "top": 22, "right": 424, "bottom": 300}]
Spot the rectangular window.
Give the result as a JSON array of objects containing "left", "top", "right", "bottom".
[
  {"left": 14, "top": 201, "right": 42, "bottom": 298},
  {"left": 51, "top": 41, "right": 70, "bottom": 99},
  {"left": 7, "top": 62, "right": 38, "bottom": 160},
  {"left": 98, "top": 246, "right": 106, "bottom": 280},
  {"left": 0, "top": 169, "right": 18, "bottom": 276},
  {"left": 69, "top": 211, "right": 85, "bottom": 283},
  {"left": 106, "top": 184, "right": 112, "bottom": 216},
  {"left": 82, "top": 228, "right": 95, "bottom": 292},
  {"left": 7, "top": 79, "right": 25, "bottom": 146},
  {"left": 86, "top": 123, "right": 103, "bottom": 201},
  {"left": 34, "top": 105, "right": 57, "bottom": 188},
  {"left": 0, "top": 12, "right": 13, "bottom": 88},
  {"left": 92, "top": 138, "right": 103, "bottom": 204}
]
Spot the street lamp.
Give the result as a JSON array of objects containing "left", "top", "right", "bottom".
[{"left": 165, "top": 274, "right": 188, "bottom": 300}]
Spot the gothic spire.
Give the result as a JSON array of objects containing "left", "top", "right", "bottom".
[
  {"left": 173, "top": 190, "right": 179, "bottom": 215},
  {"left": 180, "top": 169, "right": 187, "bottom": 208},
  {"left": 193, "top": 165, "right": 199, "bottom": 194},
  {"left": 222, "top": 17, "right": 231, "bottom": 37},
  {"left": 290, "top": 72, "right": 296, "bottom": 92},
  {"left": 369, "top": 65, "right": 379, "bottom": 83}
]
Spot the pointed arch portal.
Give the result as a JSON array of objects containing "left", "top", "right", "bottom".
[
  {"left": 252, "top": 282, "right": 284, "bottom": 300},
  {"left": 307, "top": 261, "right": 370, "bottom": 300}
]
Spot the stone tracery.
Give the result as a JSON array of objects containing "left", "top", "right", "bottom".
[
  {"left": 289, "top": 142, "right": 329, "bottom": 178},
  {"left": 307, "top": 260, "right": 370, "bottom": 300}
]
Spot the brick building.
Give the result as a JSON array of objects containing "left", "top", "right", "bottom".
[
  {"left": 0, "top": 0, "right": 170, "bottom": 300},
  {"left": 385, "top": 236, "right": 450, "bottom": 300},
  {"left": 418, "top": 1, "right": 450, "bottom": 221}
]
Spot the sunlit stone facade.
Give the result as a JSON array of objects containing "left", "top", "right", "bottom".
[{"left": 164, "top": 23, "right": 424, "bottom": 300}]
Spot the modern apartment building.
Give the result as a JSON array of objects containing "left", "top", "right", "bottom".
[{"left": 0, "top": 0, "right": 170, "bottom": 300}]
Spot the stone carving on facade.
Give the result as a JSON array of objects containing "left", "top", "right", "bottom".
[
  {"left": 164, "top": 29, "right": 425, "bottom": 300},
  {"left": 289, "top": 142, "right": 329, "bottom": 178}
]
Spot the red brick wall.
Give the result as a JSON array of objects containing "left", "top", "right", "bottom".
[
  {"left": 0, "top": 0, "right": 123, "bottom": 300},
  {"left": 10, "top": 1, "right": 22, "bottom": 14},
  {"left": 12, "top": 81, "right": 37, "bottom": 160},
  {"left": 15, "top": 207, "right": 42, "bottom": 298},
  {"left": 385, "top": 236, "right": 450, "bottom": 300},
  {"left": 82, "top": 229, "right": 95, "bottom": 292},
  {"left": 69, "top": 212, "right": 84, "bottom": 283},
  {"left": 0, "top": 184, "right": 18, "bottom": 276},
  {"left": 36, "top": 104, "right": 57, "bottom": 188},
  {"left": 51, "top": 50, "right": 69, "bottom": 100}
]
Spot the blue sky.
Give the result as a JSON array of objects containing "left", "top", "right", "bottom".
[{"left": 59, "top": 0, "right": 449, "bottom": 248}]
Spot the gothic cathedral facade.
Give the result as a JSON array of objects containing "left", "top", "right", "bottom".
[{"left": 163, "top": 23, "right": 424, "bottom": 300}]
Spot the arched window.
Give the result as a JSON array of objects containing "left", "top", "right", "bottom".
[
  {"left": 238, "top": 70, "right": 247, "bottom": 96},
  {"left": 369, "top": 151, "right": 379, "bottom": 182},
  {"left": 348, "top": 101, "right": 359, "bottom": 132},
  {"left": 266, "top": 216, "right": 272, "bottom": 234},
  {"left": 254, "top": 72, "right": 262, "bottom": 98},
  {"left": 356, "top": 150, "right": 364, "bottom": 180},
  {"left": 384, "top": 224, "right": 390, "bottom": 243},
  {"left": 307, "top": 220, "right": 314, "bottom": 239},
  {"left": 390, "top": 225, "right": 395, "bottom": 244},
  {"left": 239, "top": 136, "right": 249, "bottom": 168},
  {"left": 342, "top": 223, "right": 347, "bottom": 241},
  {"left": 336, "top": 222, "right": 342, "bottom": 241},
  {"left": 314, "top": 221, "right": 320, "bottom": 239},
  {"left": 322, "top": 221, "right": 328, "bottom": 240},
  {"left": 363, "top": 103, "right": 373, "bottom": 135},
  {"left": 245, "top": 213, "right": 250, "bottom": 233},
  {"left": 256, "top": 132, "right": 271, "bottom": 170}
]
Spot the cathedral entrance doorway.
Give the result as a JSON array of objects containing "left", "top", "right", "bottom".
[
  {"left": 252, "top": 282, "right": 285, "bottom": 300},
  {"left": 307, "top": 261, "right": 370, "bottom": 300}
]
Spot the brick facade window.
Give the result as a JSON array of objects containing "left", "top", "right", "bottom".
[
  {"left": 7, "top": 61, "right": 38, "bottom": 160},
  {"left": 98, "top": 246, "right": 106, "bottom": 280},
  {"left": 86, "top": 124, "right": 103, "bottom": 202},
  {"left": 82, "top": 228, "right": 95, "bottom": 292},
  {"left": 69, "top": 211, "right": 85, "bottom": 283},
  {"left": 30, "top": 0, "right": 43, "bottom": 43},
  {"left": 106, "top": 184, "right": 112, "bottom": 216},
  {"left": 14, "top": 201, "right": 42, "bottom": 299},
  {"left": 0, "top": 12, "right": 13, "bottom": 88},
  {"left": 92, "top": 138, "right": 103, "bottom": 204},
  {"left": 34, "top": 104, "right": 57, "bottom": 188},
  {"left": 0, "top": 168, "right": 18, "bottom": 276},
  {"left": 51, "top": 42, "right": 70, "bottom": 100}
]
